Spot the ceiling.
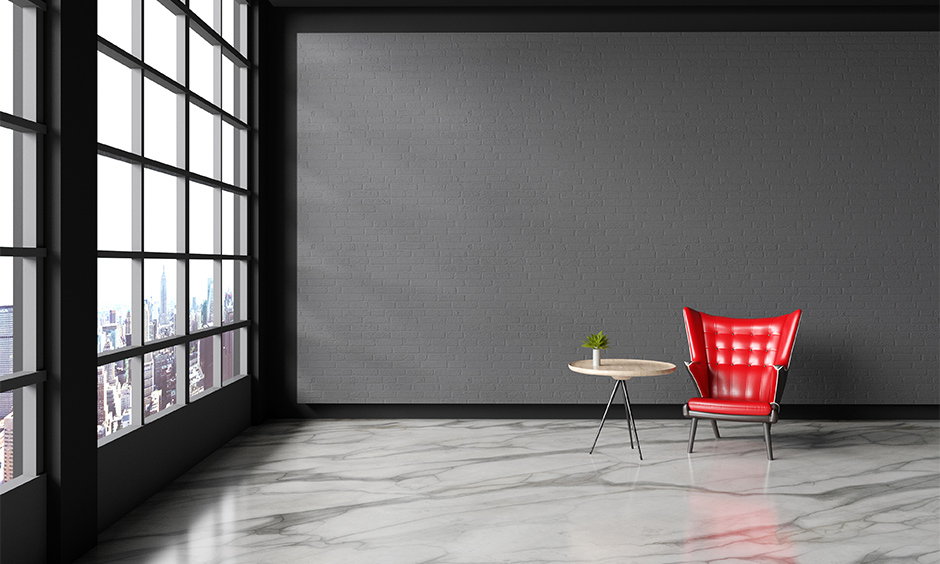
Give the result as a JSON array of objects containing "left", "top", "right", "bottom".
[{"left": 266, "top": 0, "right": 934, "bottom": 7}]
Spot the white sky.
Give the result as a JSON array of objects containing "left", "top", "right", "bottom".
[
  {"left": 97, "top": 258, "right": 131, "bottom": 315},
  {"left": 1, "top": 2, "right": 12, "bottom": 115},
  {"left": 0, "top": 258, "right": 10, "bottom": 307},
  {"left": 143, "top": 168, "right": 178, "bottom": 252},
  {"left": 1, "top": 129, "right": 12, "bottom": 251},
  {"left": 10, "top": 2, "right": 240, "bottom": 312}
]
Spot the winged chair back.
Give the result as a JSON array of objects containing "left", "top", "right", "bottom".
[{"left": 683, "top": 307, "right": 801, "bottom": 405}]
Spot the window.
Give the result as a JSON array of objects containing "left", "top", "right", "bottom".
[
  {"left": 97, "top": 0, "right": 251, "bottom": 444},
  {"left": 0, "top": 0, "right": 43, "bottom": 491}
]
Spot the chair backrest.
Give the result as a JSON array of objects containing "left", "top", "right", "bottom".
[{"left": 683, "top": 307, "right": 801, "bottom": 403}]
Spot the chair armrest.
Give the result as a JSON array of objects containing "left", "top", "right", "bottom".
[
  {"left": 684, "top": 361, "right": 709, "bottom": 398},
  {"left": 772, "top": 365, "right": 789, "bottom": 406}
]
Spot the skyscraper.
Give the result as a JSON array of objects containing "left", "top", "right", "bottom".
[
  {"left": 0, "top": 305, "right": 12, "bottom": 376},
  {"left": 159, "top": 265, "right": 168, "bottom": 326},
  {"left": 206, "top": 277, "right": 214, "bottom": 325}
]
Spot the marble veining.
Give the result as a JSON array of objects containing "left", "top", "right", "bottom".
[{"left": 77, "top": 420, "right": 940, "bottom": 564}]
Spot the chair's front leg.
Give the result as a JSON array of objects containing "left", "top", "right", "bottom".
[
  {"left": 763, "top": 422, "right": 774, "bottom": 460},
  {"left": 688, "top": 418, "right": 698, "bottom": 453}
]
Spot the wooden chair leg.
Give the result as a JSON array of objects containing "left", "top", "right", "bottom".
[
  {"left": 710, "top": 420, "right": 720, "bottom": 439},
  {"left": 763, "top": 422, "right": 774, "bottom": 460},
  {"left": 688, "top": 418, "right": 698, "bottom": 453}
]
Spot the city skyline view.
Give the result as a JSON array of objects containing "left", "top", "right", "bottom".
[{"left": 96, "top": 254, "right": 240, "bottom": 439}]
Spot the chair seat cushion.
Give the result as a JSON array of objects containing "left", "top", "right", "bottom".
[{"left": 687, "top": 398, "right": 773, "bottom": 416}]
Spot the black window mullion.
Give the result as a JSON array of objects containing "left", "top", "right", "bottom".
[
  {"left": 0, "top": 247, "right": 46, "bottom": 258},
  {"left": 97, "top": 143, "right": 248, "bottom": 195},
  {"left": 97, "top": 320, "right": 249, "bottom": 367},
  {"left": 0, "top": 112, "right": 46, "bottom": 134}
]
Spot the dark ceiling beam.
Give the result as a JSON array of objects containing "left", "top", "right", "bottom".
[{"left": 266, "top": 0, "right": 937, "bottom": 7}]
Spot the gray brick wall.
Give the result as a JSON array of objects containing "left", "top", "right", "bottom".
[{"left": 296, "top": 32, "right": 938, "bottom": 405}]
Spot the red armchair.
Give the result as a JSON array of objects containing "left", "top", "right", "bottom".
[{"left": 682, "top": 307, "right": 802, "bottom": 460}]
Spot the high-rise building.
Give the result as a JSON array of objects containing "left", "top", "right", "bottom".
[
  {"left": 143, "top": 353, "right": 155, "bottom": 416},
  {"left": 3, "top": 411, "right": 15, "bottom": 483},
  {"left": 97, "top": 366, "right": 106, "bottom": 431},
  {"left": 207, "top": 278, "right": 214, "bottom": 324},
  {"left": 0, "top": 427, "right": 5, "bottom": 484},
  {"left": 159, "top": 266, "right": 168, "bottom": 326},
  {"left": 0, "top": 391, "right": 12, "bottom": 421},
  {"left": 199, "top": 338, "right": 213, "bottom": 391},
  {"left": 0, "top": 305, "right": 13, "bottom": 376},
  {"left": 124, "top": 310, "right": 133, "bottom": 346}
]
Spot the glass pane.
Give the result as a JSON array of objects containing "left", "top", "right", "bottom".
[
  {"left": 0, "top": 128, "right": 11, "bottom": 248},
  {"left": 221, "top": 120, "right": 235, "bottom": 186},
  {"left": 190, "top": 0, "right": 218, "bottom": 32},
  {"left": 189, "top": 259, "right": 215, "bottom": 331},
  {"left": 221, "top": 260, "right": 246, "bottom": 324},
  {"left": 236, "top": 127, "right": 247, "bottom": 188},
  {"left": 221, "top": 260, "right": 233, "bottom": 323},
  {"left": 221, "top": 190, "right": 234, "bottom": 255},
  {"left": 221, "top": 0, "right": 236, "bottom": 48},
  {"left": 97, "top": 155, "right": 136, "bottom": 252},
  {"left": 97, "top": 258, "right": 133, "bottom": 353},
  {"left": 143, "top": 78, "right": 181, "bottom": 167},
  {"left": 189, "top": 182, "right": 216, "bottom": 254},
  {"left": 237, "top": 2, "right": 247, "bottom": 57},
  {"left": 98, "top": 52, "right": 137, "bottom": 153},
  {"left": 188, "top": 336, "right": 214, "bottom": 399},
  {"left": 237, "top": 260, "right": 247, "bottom": 321},
  {"left": 221, "top": 329, "right": 234, "bottom": 384},
  {"left": 0, "top": 2, "right": 11, "bottom": 115},
  {"left": 0, "top": 258, "right": 11, "bottom": 376},
  {"left": 189, "top": 103, "right": 216, "bottom": 179},
  {"left": 237, "top": 64, "right": 247, "bottom": 122},
  {"left": 144, "top": 0, "right": 181, "bottom": 82},
  {"left": 144, "top": 259, "right": 176, "bottom": 342},
  {"left": 0, "top": 389, "right": 17, "bottom": 483},
  {"left": 238, "top": 193, "right": 247, "bottom": 255},
  {"left": 98, "top": 0, "right": 137, "bottom": 56},
  {"left": 143, "top": 168, "right": 179, "bottom": 252},
  {"left": 98, "top": 359, "right": 133, "bottom": 439},
  {"left": 144, "top": 345, "right": 178, "bottom": 418},
  {"left": 0, "top": 129, "right": 36, "bottom": 248},
  {"left": 221, "top": 55, "right": 236, "bottom": 117},
  {"left": 188, "top": 27, "right": 216, "bottom": 104}
]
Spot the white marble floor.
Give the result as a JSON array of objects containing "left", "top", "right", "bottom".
[{"left": 78, "top": 419, "right": 940, "bottom": 564}]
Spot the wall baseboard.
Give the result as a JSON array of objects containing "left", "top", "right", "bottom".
[{"left": 301, "top": 403, "right": 939, "bottom": 420}]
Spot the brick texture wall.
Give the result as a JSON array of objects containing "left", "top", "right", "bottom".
[{"left": 296, "top": 32, "right": 938, "bottom": 404}]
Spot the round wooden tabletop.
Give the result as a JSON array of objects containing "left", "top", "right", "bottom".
[{"left": 568, "top": 358, "right": 677, "bottom": 380}]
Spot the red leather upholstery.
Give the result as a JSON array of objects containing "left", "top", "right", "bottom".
[
  {"left": 683, "top": 308, "right": 801, "bottom": 406},
  {"left": 687, "top": 398, "right": 773, "bottom": 416}
]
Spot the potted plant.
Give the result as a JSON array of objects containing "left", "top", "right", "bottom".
[{"left": 581, "top": 331, "right": 610, "bottom": 369}]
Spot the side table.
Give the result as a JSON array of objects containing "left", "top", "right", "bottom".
[{"left": 568, "top": 358, "right": 676, "bottom": 460}]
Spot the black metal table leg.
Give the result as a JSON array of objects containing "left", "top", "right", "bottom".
[
  {"left": 589, "top": 380, "right": 620, "bottom": 454},
  {"left": 619, "top": 380, "right": 643, "bottom": 460},
  {"left": 620, "top": 380, "right": 635, "bottom": 449}
]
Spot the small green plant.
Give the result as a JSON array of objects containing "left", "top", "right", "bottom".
[{"left": 581, "top": 331, "right": 610, "bottom": 350}]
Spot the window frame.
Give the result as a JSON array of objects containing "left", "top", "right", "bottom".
[
  {"left": 0, "top": 0, "right": 45, "bottom": 494},
  {"left": 96, "top": 0, "right": 252, "bottom": 446}
]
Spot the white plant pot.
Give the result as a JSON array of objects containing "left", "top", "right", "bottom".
[{"left": 593, "top": 348, "right": 601, "bottom": 369}]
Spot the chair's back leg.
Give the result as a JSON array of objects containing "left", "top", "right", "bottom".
[
  {"left": 688, "top": 418, "right": 698, "bottom": 453},
  {"left": 710, "top": 420, "right": 720, "bottom": 439},
  {"left": 763, "top": 422, "right": 774, "bottom": 460}
]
